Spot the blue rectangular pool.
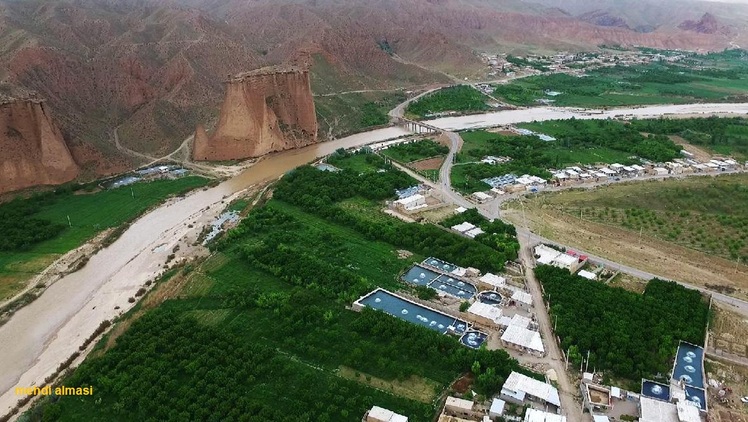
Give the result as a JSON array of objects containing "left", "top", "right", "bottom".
[
  {"left": 641, "top": 380, "right": 670, "bottom": 402},
  {"left": 423, "top": 257, "right": 459, "bottom": 273},
  {"left": 357, "top": 289, "right": 468, "bottom": 335},
  {"left": 431, "top": 275, "right": 476, "bottom": 299},
  {"left": 401, "top": 265, "right": 441, "bottom": 286},
  {"left": 672, "top": 342, "right": 704, "bottom": 389},
  {"left": 684, "top": 386, "right": 707, "bottom": 411},
  {"left": 402, "top": 265, "right": 477, "bottom": 299}
]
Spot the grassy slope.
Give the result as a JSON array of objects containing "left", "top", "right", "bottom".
[
  {"left": 0, "top": 177, "right": 209, "bottom": 300},
  {"left": 535, "top": 173, "right": 748, "bottom": 261},
  {"left": 314, "top": 91, "right": 406, "bottom": 139}
]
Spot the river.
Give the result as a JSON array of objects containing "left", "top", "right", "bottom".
[{"left": 1, "top": 104, "right": 748, "bottom": 416}]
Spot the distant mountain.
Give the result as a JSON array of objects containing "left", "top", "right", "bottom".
[
  {"left": 0, "top": 0, "right": 746, "bottom": 182},
  {"left": 679, "top": 13, "right": 732, "bottom": 35},
  {"left": 577, "top": 10, "right": 631, "bottom": 30}
]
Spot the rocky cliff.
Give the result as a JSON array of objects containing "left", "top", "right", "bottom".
[
  {"left": 193, "top": 67, "right": 318, "bottom": 161},
  {"left": 0, "top": 97, "right": 79, "bottom": 194}
]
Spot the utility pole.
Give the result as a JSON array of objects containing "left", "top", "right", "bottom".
[
  {"left": 639, "top": 226, "right": 643, "bottom": 246},
  {"left": 565, "top": 347, "right": 570, "bottom": 370},
  {"left": 554, "top": 314, "right": 558, "bottom": 331},
  {"left": 67, "top": 215, "right": 72, "bottom": 227},
  {"left": 131, "top": 187, "right": 135, "bottom": 199},
  {"left": 585, "top": 350, "right": 590, "bottom": 373}
]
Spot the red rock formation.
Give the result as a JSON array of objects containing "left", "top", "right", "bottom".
[
  {"left": 0, "top": 99, "right": 79, "bottom": 194},
  {"left": 678, "top": 13, "right": 731, "bottom": 36},
  {"left": 193, "top": 67, "right": 318, "bottom": 161}
]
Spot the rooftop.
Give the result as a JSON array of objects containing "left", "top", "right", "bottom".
[
  {"left": 445, "top": 396, "right": 474, "bottom": 412},
  {"left": 467, "top": 302, "right": 503, "bottom": 325},
  {"left": 502, "top": 325, "right": 544, "bottom": 354},
  {"left": 523, "top": 408, "right": 566, "bottom": 422},
  {"left": 502, "top": 372, "right": 559, "bottom": 407},
  {"left": 367, "top": 405, "right": 409, "bottom": 422},
  {"left": 489, "top": 398, "right": 505, "bottom": 416},
  {"left": 479, "top": 273, "right": 506, "bottom": 288},
  {"left": 452, "top": 222, "right": 477, "bottom": 233},
  {"left": 639, "top": 396, "right": 679, "bottom": 422},
  {"left": 511, "top": 290, "right": 533, "bottom": 305}
]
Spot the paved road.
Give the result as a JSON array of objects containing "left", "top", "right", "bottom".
[{"left": 391, "top": 134, "right": 585, "bottom": 421}]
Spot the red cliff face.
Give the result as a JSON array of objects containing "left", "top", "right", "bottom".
[
  {"left": 193, "top": 67, "right": 318, "bottom": 161},
  {"left": 0, "top": 99, "right": 79, "bottom": 194}
]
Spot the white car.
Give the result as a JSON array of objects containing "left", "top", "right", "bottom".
[{"left": 740, "top": 396, "right": 748, "bottom": 403}]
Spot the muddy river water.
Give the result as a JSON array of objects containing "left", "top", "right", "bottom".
[{"left": 2, "top": 103, "right": 748, "bottom": 416}]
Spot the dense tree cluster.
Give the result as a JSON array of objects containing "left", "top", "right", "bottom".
[
  {"left": 382, "top": 139, "right": 449, "bottom": 163},
  {"left": 35, "top": 310, "right": 433, "bottom": 422},
  {"left": 270, "top": 166, "right": 513, "bottom": 271},
  {"left": 523, "top": 119, "right": 683, "bottom": 163},
  {"left": 535, "top": 265, "right": 709, "bottom": 381},
  {"left": 359, "top": 102, "right": 389, "bottom": 127},
  {"left": 0, "top": 196, "right": 65, "bottom": 251},
  {"left": 407, "top": 86, "right": 489, "bottom": 118},
  {"left": 629, "top": 117, "right": 748, "bottom": 159}
]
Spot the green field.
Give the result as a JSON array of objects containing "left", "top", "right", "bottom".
[
  {"left": 406, "top": 86, "right": 490, "bottom": 119},
  {"left": 535, "top": 173, "right": 748, "bottom": 262},
  {"left": 494, "top": 50, "right": 748, "bottom": 108},
  {"left": 29, "top": 157, "right": 530, "bottom": 421},
  {"left": 0, "top": 176, "right": 209, "bottom": 301},
  {"left": 381, "top": 139, "right": 448, "bottom": 163}
]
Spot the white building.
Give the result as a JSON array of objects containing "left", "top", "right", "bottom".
[
  {"left": 524, "top": 409, "right": 566, "bottom": 422},
  {"left": 452, "top": 222, "right": 477, "bottom": 233},
  {"left": 501, "top": 324, "right": 544, "bottom": 356},
  {"left": 468, "top": 302, "right": 503, "bottom": 326},
  {"left": 653, "top": 167, "right": 669, "bottom": 176},
  {"left": 472, "top": 192, "right": 492, "bottom": 203},
  {"left": 578, "top": 270, "right": 598, "bottom": 281},
  {"left": 511, "top": 290, "right": 533, "bottom": 307},
  {"left": 465, "top": 227, "right": 485, "bottom": 239},
  {"left": 394, "top": 194, "right": 427, "bottom": 211},
  {"left": 489, "top": 398, "right": 506, "bottom": 419},
  {"left": 444, "top": 396, "right": 476, "bottom": 419},
  {"left": 502, "top": 372, "right": 561, "bottom": 409},
  {"left": 479, "top": 273, "right": 506, "bottom": 289},
  {"left": 366, "top": 406, "right": 409, "bottom": 422}
]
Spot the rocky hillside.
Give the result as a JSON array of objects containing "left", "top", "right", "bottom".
[
  {"left": 193, "top": 67, "right": 318, "bottom": 161},
  {"left": 0, "top": 94, "right": 79, "bottom": 194},
  {"left": 0, "top": 0, "right": 745, "bottom": 185}
]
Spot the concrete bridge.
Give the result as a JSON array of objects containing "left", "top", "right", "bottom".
[{"left": 394, "top": 117, "right": 442, "bottom": 134}]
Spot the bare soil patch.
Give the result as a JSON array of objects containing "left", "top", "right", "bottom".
[
  {"left": 450, "top": 373, "right": 475, "bottom": 394},
  {"left": 668, "top": 135, "right": 714, "bottom": 162},
  {"left": 707, "top": 359, "right": 748, "bottom": 419},
  {"left": 711, "top": 302, "right": 748, "bottom": 358},
  {"left": 608, "top": 273, "right": 647, "bottom": 294},
  {"left": 408, "top": 156, "right": 444, "bottom": 171}
]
